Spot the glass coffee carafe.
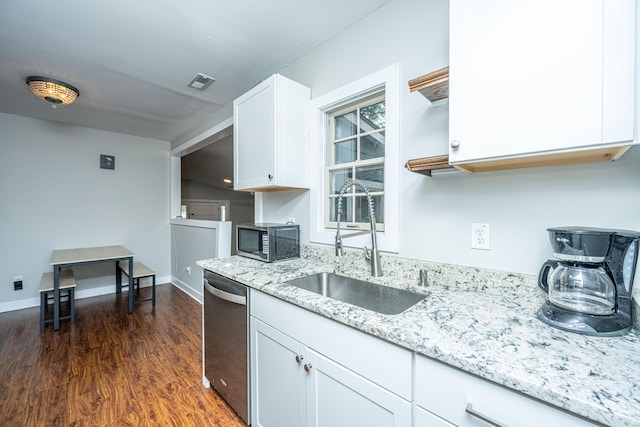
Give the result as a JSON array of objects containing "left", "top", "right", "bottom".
[
  {"left": 538, "top": 260, "right": 616, "bottom": 316},
  {"left": 537, "top": 226, "right": 640, "bottom": 336}
]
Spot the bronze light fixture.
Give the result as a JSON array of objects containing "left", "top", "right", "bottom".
[{"left": 26, "top": 76, "right": 79, "bottom": 106}]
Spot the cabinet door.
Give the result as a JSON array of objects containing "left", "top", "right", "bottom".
[
  {"left": 233, "top": 74, "right": 310, "bottom": 191},
  {"left": 234, "top": 79, "right": 276, "bottom": 190},
  {"left": 250, "top": 317, "right": 306, "bottom": 427},
  {"left": 415, "top": 406, "right": 455, "bottom": 427},
  {"left": 449, "top": 0, "right": 635, "bottom": 165},
  {"left": 305, "top": 350, "right": 411, "bottom": 427}
]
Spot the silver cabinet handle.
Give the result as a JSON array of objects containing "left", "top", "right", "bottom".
[
  {"left": 295, "top": 355, "right": 304, "bottom": 364},
  {"left": 451, "top": 140, "right": 460, "bottom": 149},
  {"left": 465, "top": 403, "right": 506, "bottom": 427},
  {"left": 304, "top": 363, "right": 312, "bottom": 373}
]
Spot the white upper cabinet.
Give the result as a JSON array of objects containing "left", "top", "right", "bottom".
[
  {"left": 448, "top": 0, "right": 636, "bottom": 172},
  {"left": 233, "top": 74, "right": 310, "bottom": 191}
]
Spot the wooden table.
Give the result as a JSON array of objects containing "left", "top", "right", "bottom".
[{"left": 50, "top": 245, "right": 135, "bottom": 330}]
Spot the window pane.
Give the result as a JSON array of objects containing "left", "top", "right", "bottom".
[
  {"left": 329, "top": 169, "right": 353, "bottom": 194},
  {"left": 360, "top": 101, "right": 385, "bottom": 132},
  {"left": 361, "top": 132, "right": 385, "bottom": 160},
  {"left": 334, "top": 139, "right": 356, "bottom": 164},
  {"left": 335, "top": 111, "right": 357, "bottom": 139},
  {"left": 330, "top": 196, "right": 352, "bottom": 222},
  {"left": 356, "top": 164, "right": 384, "bottom": 192},
  {"left": 355, "top": 195, "right": 384, "bottom": 223},
  {"left": 326, "top": 94, "right": 386, "bottom": 229}
]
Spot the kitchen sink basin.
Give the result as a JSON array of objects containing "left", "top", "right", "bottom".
[{"left": 285, "top": 272, "right": 426, "bottom": 315}]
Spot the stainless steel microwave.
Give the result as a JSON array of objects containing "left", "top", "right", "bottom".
[{"left": 236, "top": 223, "right": 300, "bottom": 262}]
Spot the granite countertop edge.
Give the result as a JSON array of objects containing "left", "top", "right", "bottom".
[{"left": 197, "top": 248, "right": 640, "bottom": 427}]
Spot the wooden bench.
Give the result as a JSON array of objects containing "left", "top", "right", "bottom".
[
  {"left": 118, "top": 260, "right": 156, "bottom": 306},
  {"left": 40, "top": 270, "right": 75, "bottom": 332}
]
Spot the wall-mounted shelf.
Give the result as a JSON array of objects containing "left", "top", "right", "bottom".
[
  {"left": 408, "top": 67, "right": 448, "bottom": 107},
  {"left": 407, "top": 67, "right": 452, "bottom": 176},
  {"left": 405, "top": 154, "right": 457, "bottom": 176}
]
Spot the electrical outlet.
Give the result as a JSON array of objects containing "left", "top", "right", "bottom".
[
  {"left": 287, "top": 217, "right": 296, "bottom": 224},
  {"left": 13, "top": 276, "right": 23, "bottom": 291},
  {"left": 185, "top": 266, "right": 191, "bottom": 276},
  {"left": 471, "top": 223, "right": 490, "bottom": 250}
]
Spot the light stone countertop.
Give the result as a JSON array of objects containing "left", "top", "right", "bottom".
[{"left": 197, "top": 245, "right": 640, "bottom": 427}]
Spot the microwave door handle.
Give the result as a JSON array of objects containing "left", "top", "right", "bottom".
[{"left": 204, "top": 281, "right": 247, "bottom": 306}]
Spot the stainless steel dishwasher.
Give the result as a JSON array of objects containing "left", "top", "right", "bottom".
[{"left": 204, "top": 270, "right": 249, "bottom": 425}]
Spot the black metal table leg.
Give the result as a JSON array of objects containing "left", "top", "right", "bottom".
[
  {"left": 127, "top": 256, "right": 134, "bottom": 313},
  {"left": 53, "top": 266, "right": 60, "bottom": 331},
  {"left": 115, "top": 261, "right": 122, "bottom": 293}
]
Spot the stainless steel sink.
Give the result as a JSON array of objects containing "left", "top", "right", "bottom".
[{"left": 285, "top": 272, "right": 426, "bottom": 315}]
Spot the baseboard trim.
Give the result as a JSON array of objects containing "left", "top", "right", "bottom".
[
  {"left": 170, "top": 277, "right": 203, "bottom": 304},
  {"left": 0, "top": 274, "right": 172, "bottom": 313}
]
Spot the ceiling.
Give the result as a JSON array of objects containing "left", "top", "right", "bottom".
[{"left": 0, "top": 0, "right": 390, "bottom": 143}]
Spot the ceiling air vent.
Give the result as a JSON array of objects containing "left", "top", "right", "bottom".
[{"left": 188, "top": 73, "right": 215, "bottom": 90}]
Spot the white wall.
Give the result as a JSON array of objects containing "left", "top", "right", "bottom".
[
  {"left": 260, "top": 0, "right": 640, "bottom": 276},
  {"left": 170, "top": 220, "right": 231, "bottom": 301},
  {"left": 0, "top": 112, "right": 171, "bottom": 310}
]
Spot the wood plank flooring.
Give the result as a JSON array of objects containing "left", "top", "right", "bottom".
[{"left": 0, "top": 284, "right": 247, "bottom": 427}]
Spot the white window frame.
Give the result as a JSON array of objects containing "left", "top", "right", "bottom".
[
  {"left": 325, "top": 93, "right": 386, "bottom": 231},
  {"left": 309, "top": 64, "right": 400, "bottom": 253}
]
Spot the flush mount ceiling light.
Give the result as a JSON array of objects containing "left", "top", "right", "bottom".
[{"left": 26, "top": 76, "right": 79, "bottom": 106}]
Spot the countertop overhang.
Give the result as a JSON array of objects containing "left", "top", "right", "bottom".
[{"left": 197, "top": 246, "right": 640, "bottom": 427}]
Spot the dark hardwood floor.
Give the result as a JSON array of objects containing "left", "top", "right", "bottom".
[{"left": 0, "top": 283, "right": 247, "bottom": 426}]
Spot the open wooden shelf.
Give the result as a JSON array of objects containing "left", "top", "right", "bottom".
[
  {"left": 406, "top": 67, "right": 452, "bottom": 176},
  {"left": 405, "top": 154, "right": 457, "bottom": 176},
  {"left": 408, "top": 67, "right": 448, "bottom": 106}
]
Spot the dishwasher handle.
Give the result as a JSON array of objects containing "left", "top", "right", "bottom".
[{"left": 204, "top": 280, "right": 247, "bottom": 306}]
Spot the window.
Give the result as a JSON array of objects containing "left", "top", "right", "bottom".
[
  {"left": 326, "top": 94, "right": 385, "bottom": 230},
  {"left": 309, "top": 64, "right": 399, "bottom": 253}
]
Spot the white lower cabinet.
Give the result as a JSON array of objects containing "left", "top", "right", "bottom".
[
  {"left": 251, "top": 290, "right": 600, "bottom": 427},
  {"left": 250, "top": 290, "right": 412, "bottom": 427},
  {"left": 414, "top": 355, "right": 598, "bottom": 427},
  {"left": 251, "top": 318, "right": 305, "bottom": 427},
  {"left": 415, "top": 406, "right": 454, "bottom": 427},
  {"left": 306, "top": 349, "right": 411, "bottom": 427}
]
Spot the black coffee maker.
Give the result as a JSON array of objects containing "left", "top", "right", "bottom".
[{"left": 538, "top": 226, "right": 640, "bottom": 336}]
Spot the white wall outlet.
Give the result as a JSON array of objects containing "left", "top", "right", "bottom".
[
  {"left": 185, "top": 266, "right": 191, "bottom": 276},
  {"left": 471, "top": 223, "right": 490, "bottom": 250},
  {"left": 287, "top": 217, "right": 296, "bottom": 224}
]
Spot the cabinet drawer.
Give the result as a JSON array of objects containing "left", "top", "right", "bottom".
[
  {"left": 415, "top": 355, "right": 598, "bottom": 426},
  {"left": 250, "top": 289, "right": 412, "bottom": 400}
]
